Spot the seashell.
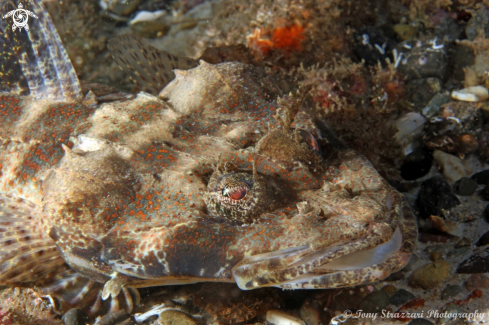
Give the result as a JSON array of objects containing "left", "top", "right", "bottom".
[
  {"left": 129, "top": 10, "right": 167, "bottom": 25},
  {"left": 451, "top": 86, "right": 489, "bottom": 102},
  {"left": 394, "top": 112, "right": 427, "bottom": 155},
  {"left": 266, "top": 310, "right": 305, "bottom": 325}
]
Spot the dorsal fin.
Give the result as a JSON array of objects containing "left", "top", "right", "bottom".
[
  {"left": 108, "top": 34, "right": 199, "bottom": 95},
  {"left": 0, "top": 0, "right": 83, "bottom": 102}
]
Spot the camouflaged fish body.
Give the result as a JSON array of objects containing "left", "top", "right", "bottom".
[{"left": 0, "top": 0, "right": 417, "bottom": 315}]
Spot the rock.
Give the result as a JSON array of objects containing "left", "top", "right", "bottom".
[
  {"left": 100, "top": 0, "right": 141, "bottom": 16},
  {"left": 408, "top": 319, "right": 434, "bottom": 325},
  {"left": 408, "top": 261, "right": 450, "bottom": 289},
  {"left": 433, "top": 151, "right": 469, "bottom": 184},
  {"left": 452, "top": 177, "right": 477, "bottom": 196},
  {"left": 390, "top": 289, "right": 416, "bottom": 306},
  {"left": 381, "top": 285, "right": 397, "bottom": 297},
  {"left": 455, "top": 237, "right": 471, "bottom": 248},
  {"left": 425, "top": 245, "right": 447, "bottom": 256},
  {"left": 62, "top": 309, "right": 89, "bottom": 325},
  {"left": 441, "top": 285, "right": 462, "bottom": 300},
  {"left": 130, "top": 20, "right": 170, "bottom": 38},
  {"left": 300, "top": 296, "right": 331, "bottom": 325},
  {"left": 437, "top": 304, "right": 465, "bottom": 325},
  {"left": 358, "top": 290, "right": 390, "bottom": 313},
  {"left": 434, "top": 17, "right": 464, "bottom": 42},
  {"left": 471, "top": 169, "right": 489, "bottom": 184},
  {"left": 466, "top": 7, "right": 489, "bottom": 40},
  {"left": 475, "top": 231, "right": 489, "bottom": 246},
  {"left": 421, "top": 93, "right": 451, "bottom": 119},
  {"left": 393, "top": 24, "right": 416, "bottom": 41},
  {"left": 416, "top": 175, "right": 460, "bottom": 218},
  {"left": 448, "top": 43, "right": 475, "bottom": 84},
  {"left": 353, "top": 27, "right": 395, "bottom": 67},
  {"left": 451, "top": 86, "right": 489, "bottom": 102},
  {"left": 464, "top": 274, "right": 489, "bottom": 291},
  {"left": 396, "top": 39, "right": 448, "bottom": 80},
  {"left": 484, "top": 204, "right": 489, "bottom": 223},
  {"left": 430, "top": 251, "right": 443, "bottom": 262},
  {"left": 158, "top": 310, "right": 197, "bottom": 325},
  {"left": 447, "top": 246, "right": 470, "bottom": 258},
  {"left": 456, "top": 247, "right": 489, "bottom": 273},
  {"left": 400, "top": 148, "right": 433, "bottom": 180},
  {"left": 331, "top": 286, "right": 370, "bottom": 312},
  {"left": 409, "top": 78, "right": 443, "bottom": 110}
]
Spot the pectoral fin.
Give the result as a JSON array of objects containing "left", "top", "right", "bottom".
[{"left": 0, "top": 194, "right": 65, "bottom": 285}]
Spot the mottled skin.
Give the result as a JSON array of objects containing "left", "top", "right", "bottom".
[{"left": 0, "top": 61, "right": 417, "bottom": 310}]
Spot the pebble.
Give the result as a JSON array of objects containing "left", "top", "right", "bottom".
[
  {"left": 299, "top": 296, "right": 331, "bottom": 325},
  {"left": 452, "top": 177, "right": 478, "bottom": 196},
  {"left": 407, "top": 319, "right": 434, "bottom": 325},
  {"left": 434, "top": 17, "right": 464, "bottom": 42},
  {"left": 402, "top": 254, "right": 419, "bottom": 272},
  {"left": 466, "top": 7, "right": 489, "bottom": 40},
  {"left": 396, "top": 39, "right": 448, "bottom": 80},
  {"left": 157, "top": 310, "right": 197, "bottom": 325},
  {"left": 409, "top": 77, "right": 442, "bottom": 109},
  {"left": 470, "top": 169, "right": 489, "bottom": 184},
  {"left": 416, "top": 175, "right": 460, "bottom": 218},
  {"left": 100, "top": 0, "right": 141, "bottom": 16},
  {"left": 451, "top": 86, "right": 489, "bottom": 102},
  {"left": 476, "top": 231, "right": 489, "bottom": 246},
  {"left": 456, "top": 247, "right": 489, "bottom": 273},
  {"left": 437, "top": 304, "right": 466, "bottom": 325},
  {"left": 393, "top": 24, "right": 416, "bottom": 41},
  {"left": 62, "top": 309, "right": 89, "bottom": 325},
  {"left": 441, "top": 285, "right": 462, "bottom": 300},
  {"left": 408, "top": 261, "right": 450, "bottom": 289},
  {"left": 353, "top": 27, "right": 395, "bottom": 66},
  {"left": 484, "top": 204, "right": 489, "bottom": 223},
  {"left": 381, "top": 285, "right": 397, "bottom": 297},
  {"left": 433, "top": 150, "right": 469, "bottom": 184},
  {"left": 447, "top": 246, "right": 470, "bottom": 258},
  {"left": 358, "top": 290, "right": 390, "bottom": 313},
  {"left": 421, "top": 93, "right": 451, "bottom": 119},
  {"left": 464, "top": 274, "right": 489, "bottom": 291},
  {"left": 430, "top": 251, "right": 443, "bottom": 262},
  {"left": 390, "top": 289, "right": 416, "bottom": 306},
  {"left": 400, "top": 148, "right": 433, "bottom": 180}
]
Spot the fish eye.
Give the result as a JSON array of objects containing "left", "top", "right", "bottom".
[
  {"left": 205, "top": 169, "right": 274, "bottom": 224},
  {"left": 298, "top": 129, "right": 321, "bottom": 153},
  {"left": 222, "top": 186, "right": 248, "bottom": 200}
]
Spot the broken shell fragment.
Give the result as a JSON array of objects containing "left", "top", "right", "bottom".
[
  {"left": 451, "top": 86, "right": 489, "bottom": 102},
  {"left": 394, "top": 112, "right": 427, "bottom": 156},
  {"left": 266, "top": 310, "right": 306, "bottom": 325}
]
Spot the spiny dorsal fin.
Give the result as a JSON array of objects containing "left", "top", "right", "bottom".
[
  {"left": 0, "top": 194, "right": 66, "bottom": 285},
  {"left": 108, "top": 34, "right": 199, "bottom": 95},
  {"left": 0, "top": 0, "right": 82, "bottom": 102}
]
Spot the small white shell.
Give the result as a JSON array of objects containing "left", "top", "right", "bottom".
[
  {"left": 451, "top": 86, "right": 489, "bottom": 102},
  {"left": 266, "top": 310, "right": 306, "bottom": 325},
  {"left": 129, "top": 10, "right": 167, "bottom": 25}
]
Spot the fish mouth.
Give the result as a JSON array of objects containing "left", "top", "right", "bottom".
[{"left": 232, "top": 227, "right": 406, "bottom": 290}]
